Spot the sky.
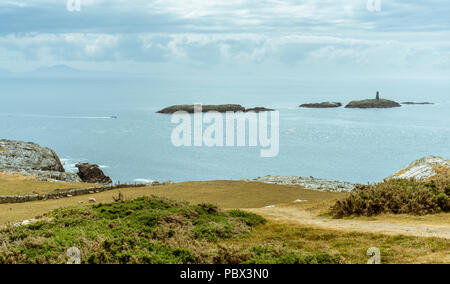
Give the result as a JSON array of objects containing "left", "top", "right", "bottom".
[{"left": 0, "top": 0, "right": 449, "bottom": 79}]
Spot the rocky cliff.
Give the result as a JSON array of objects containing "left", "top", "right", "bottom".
[
  {"left": 0, "top": 139, "right": 64, "bottom": 172},
  {"left": 0, "top": 139, "right": 81, "bottom": 182},
  {"left": 390, "top": 156, "right": 449, "bottom": 180}
]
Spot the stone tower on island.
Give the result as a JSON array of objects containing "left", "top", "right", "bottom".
[{"left": 376, "top": 91, "right": 380, "bottom": 100}]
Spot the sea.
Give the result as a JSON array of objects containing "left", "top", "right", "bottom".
[{"left": 0, "top": 75, "right": 449, "bottom": 184}]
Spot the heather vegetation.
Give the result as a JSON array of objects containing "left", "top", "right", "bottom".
[{"left": 0, "top": 196, "right": 339, "bottom": 264}]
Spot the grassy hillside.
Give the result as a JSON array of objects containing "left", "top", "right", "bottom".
[
  {"left": 0, "top": 180, "right": 448, "bottom": 264},
  {"left": 1, "top": 195, "right": 448, "bottom": 264},
  {"left": 0, "top": 180, "right": 346, "bottom": 225},
  {"left": 0, "top": 196, "right": 342, "bottom": 264}
]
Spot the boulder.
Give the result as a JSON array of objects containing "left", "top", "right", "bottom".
[
  {"left": 390, "top": 156, "right": 449, "bottom": 180},
  {"left": 300, "top": 102, "right": 342, "bottom": 108},
  {"left": 76, "top": 163, "right": 112, "bottom": 184}
]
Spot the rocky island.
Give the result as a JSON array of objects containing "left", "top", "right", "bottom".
[
  {"left": 401, "top": 102, "right": 434, "bottom": 105},
  {"left": 300, "top": 102, "right": 342, "bottom": 108},
  {"left": 245, "top": 107, "right": 276, "bottom": 113},
  {"left": 345, "top": 92, "right": 401, "bottom": 109},
  {"left": 157, "top": 104, "right": 274, "bottom": 114}
]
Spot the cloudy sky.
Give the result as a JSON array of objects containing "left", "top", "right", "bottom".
[{"left": 0, "top": 0, "right": 449, "bottom": 78}]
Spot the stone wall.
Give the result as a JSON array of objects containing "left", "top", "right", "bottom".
[{"left": 0, "top": 184, "right": 148, "bottom": 204}]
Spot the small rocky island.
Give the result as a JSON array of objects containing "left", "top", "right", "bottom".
[
  {"left": 345, "top": 92, "right": 401, "bottom": 109},
  {"left": 245, "top": 107, "right": 275, "bottom": 113},
  {"left": 0, "top": 139, "right": 111, "bottom": 184},
  {"left": 300, "top": 102, "right": 342, "bottom": 108},
  {"left": 157, "top": 104, "right": 274, "bottom": 114},
  {"left": 401, "top": 102, "right": 434, "bottom": 105}
]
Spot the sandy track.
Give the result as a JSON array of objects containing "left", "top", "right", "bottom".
[{"left": 248, "top": 207, "right": 450, "bottom": 239}]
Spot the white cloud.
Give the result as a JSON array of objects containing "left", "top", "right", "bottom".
[{"left": 0, "top": 0, "right": 449, "bottom": 78}]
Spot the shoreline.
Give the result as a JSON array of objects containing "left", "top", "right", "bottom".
[{"left": 249, "top": 175, "right": 356, "bottom": 192}]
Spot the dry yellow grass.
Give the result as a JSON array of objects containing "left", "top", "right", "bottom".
[
  {"left": 145, "top": 180, "right": 347, "bottom": 209},
  {"left": 0, "top": 171, "right": 97, "bottom": 196},
  {"left": 433, "top": 165, "right": 450, "bottom": 176},
  {"left": 338, "top": 212, "right": 450, "bottom": 227},
  {"left": 0, "top": 180, "right": 345, "bottom": 224},
  {"left": 394, "top": 169, "right": 406, "bottom": 177},
  {"left": 229, "top": 220, "right": 450, "bottom": 264},
  {"left": 0, "top": 147, "right": 5, "bottom": 151}
]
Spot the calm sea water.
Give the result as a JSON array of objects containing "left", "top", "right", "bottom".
[{"left": 0, "top": 76, "right": 449, "bottom": 184}]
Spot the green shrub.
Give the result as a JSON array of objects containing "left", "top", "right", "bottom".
[
  {"left": 228, "top": 210, "right": 266, "bottom": 226},
  {"left": 330, "top": 174, "right": 450, "bottom": 218}
]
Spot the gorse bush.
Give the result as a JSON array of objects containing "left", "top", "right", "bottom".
[{"left": 330, "top": 173, "right": 450, "bottom": 218}]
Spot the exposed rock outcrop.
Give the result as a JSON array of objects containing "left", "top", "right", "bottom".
[
  {"left": 157, "top": 104, "right": 274, "bottom": 114},
  {"left": 0, "top": 139, "right": 64, "bottom": 172},
  {"left": 253, "top": 175, "right": 355, "bottom": 192},
  {"left": 0, "top": 139, "right": 82, "bottom": 182},
  {"left": 76, "top": 163, "right": 112, "bottom": 184},
  {"left": 300, "top": 102, "right": 342, "bottom": 108},
  {"left": 4, "top": 169, "right": 83, "bottom": 183},
  {"left": 390, "top": 156, "right": 449, "bottom": 180}
]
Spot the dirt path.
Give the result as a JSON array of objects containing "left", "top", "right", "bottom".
[{"left": 248, "top": 207, "right": 450, "bottom": 239}]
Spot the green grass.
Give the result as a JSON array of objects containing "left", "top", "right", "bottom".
[{"left": 0, "top": 196, "right": 341, "bottom": 264}]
